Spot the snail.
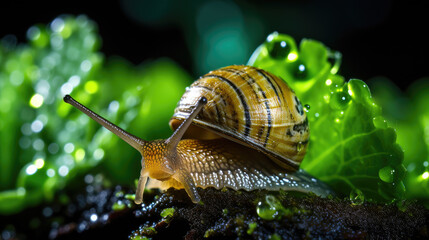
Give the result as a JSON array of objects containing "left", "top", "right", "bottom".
[{"left": 64, "top": 65, "right": 332, "bottom": 204}]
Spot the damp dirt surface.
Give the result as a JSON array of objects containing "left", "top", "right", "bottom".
[{"left": 1, "top": 181, "right": 429, "bottom": 240}]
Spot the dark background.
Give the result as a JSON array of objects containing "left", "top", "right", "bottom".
[{"left": 1, "top": 0, "right": 428, "bottom": 90}]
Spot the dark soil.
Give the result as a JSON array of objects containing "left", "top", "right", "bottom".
[{"left": 1, "top": 177, "right": 428, "bottom": 240}]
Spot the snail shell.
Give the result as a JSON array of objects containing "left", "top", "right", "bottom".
[
  {"left": 64, "top": 65, "right": 332, "bottom": 205},
  {"left": 171, "top": 65, "right": 308, "bottom": 171}
]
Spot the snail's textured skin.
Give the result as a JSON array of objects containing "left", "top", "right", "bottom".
[
  {"left": 147, "top": 138, "right": 332, "bottom": 197},
  {"left": 171, "top": 65, "right": 309, "bottom": 170}
]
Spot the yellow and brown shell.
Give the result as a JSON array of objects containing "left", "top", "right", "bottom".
[{"left": 170, "top": 65, "right": 309, "bottom": 171}]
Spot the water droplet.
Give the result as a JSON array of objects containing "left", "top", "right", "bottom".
[
  {"left": 266, "top": 39, "right": 291, "bottom": 60},
  {"left": 379, "top": 166, "right": 395, "bottom": 183},
  {"left": 373, "top": 116, "right": 387, "bottom": 129},
  {"left": 329, "top": 77, "right": 344, "bottom": 92},
  {"left": 329, "top": 91, "right": 351, "bottom": 110},
  {"left": 349, "top": 188, "right": 365, "bottom": 205},
  {"left": 256, "top": 195, "right": 284, "bottom": 220},
  {"left": 265, "top": 32, "right": 297, "bottom": 61},
  {"left": 293, "top": 62, "right": 308, "bottom": 80},
  {"left": 304, "top": 104, "right": 310, "bottom": 112},
  {"left": 347, "top": 79, "right": 371, "bottom": 104},
  {"left": 256, "top": 200, "right": 277, "bottom": 220}
]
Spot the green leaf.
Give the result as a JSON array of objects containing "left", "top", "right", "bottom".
[{"left": 249, "top": 33, "right": 406, "bottom": 202}]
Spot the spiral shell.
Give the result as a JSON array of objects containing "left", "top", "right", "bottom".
[{"left": 170, "top": 65, "right": 309, "bottom": 171}]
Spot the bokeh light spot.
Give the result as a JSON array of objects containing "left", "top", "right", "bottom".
[
  {"left": 26, "top": 164, "right": 37, "bottom": 175},
  {"left": 74, "top": 148, "right": 86, "bottom": 162},
  {"left": 31, "top": 120, "right": 44, "bottom": 133},
  {"left": 34, "top": 158, "right": 45, "bottom": 169},
  {"left": 58, "top": 165, "right": 69, "bottom": 177},
  {"left": 47, "top": 168, "right": 56, "bottom": 178},
  {"left": 85, "top": 80, "right": 99, "bottom": 94},
  {"left": 93, "top": 148, "right": 105, "bottom": 160},
  {"left": 423, "top": 171, "right": 429, "bottom": 180},
  {"left": 29, "top": 93, "right": 44, "bottom": 108},
  {"left": 64, "top": 143, "right": 75, "bottom": 153}
]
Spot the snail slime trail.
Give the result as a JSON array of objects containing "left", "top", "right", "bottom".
[{"left": 64, "top": 65, "right": 333, "bottom": 204}]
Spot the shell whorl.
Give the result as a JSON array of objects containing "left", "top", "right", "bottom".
[{"left": 170, "top": 65, "right": 309, "bottom": 170}]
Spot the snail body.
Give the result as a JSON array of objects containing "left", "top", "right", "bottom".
[{"left": 64, "top": 65, "right": 332, "bottom": 204}]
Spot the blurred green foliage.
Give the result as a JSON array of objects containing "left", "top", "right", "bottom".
[
  {"left": 249, "top": 32, "right": 406, "bottom": 202},
  {"left": 0, "top": 15, "right": 191, "bottom": 214},
  {"left": 370, "top": 77, "right": 429, "bottom": 207}
]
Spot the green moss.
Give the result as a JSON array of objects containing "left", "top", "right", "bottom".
[
  {"left": 246, "top": 222, "right": 257, "bottom": 235},
  {"left": 160, "top": 208, "right": 175, "bottom": 218}
]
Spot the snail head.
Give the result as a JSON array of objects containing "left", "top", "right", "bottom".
[{"left": 63, "top": 95, "right": 207, "bottom": 204}]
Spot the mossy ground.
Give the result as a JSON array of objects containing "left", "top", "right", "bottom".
[{"left": 1, "top": 178, "right": 428, "bottom": 239}]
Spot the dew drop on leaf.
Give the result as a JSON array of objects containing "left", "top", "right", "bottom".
[
  {"left": 265, "top": 32, "right": 294, "bottom": 60},
  {"left": 349, "top": 188, "right": 365, "bottom": 205},
  {"left": 379, "top": 166, "right": 395, "bottom": 183},
  {"left": 329, "top": 91, "right": 351, "bottom": 110},
  {"left": 347, "top": 79, "right": 371, "bottom": 103},
  {"left": 266, "top": 39, "right": 291, "bottom": 60},
  {"left": 293, "top": 62, "right": 308, "bottom": 80},
  {"left": 304, "top": 104, "right": 310, "bottom": 112},
  {"left": 373, "top": 116, "right": 388, "bottom": 129}
]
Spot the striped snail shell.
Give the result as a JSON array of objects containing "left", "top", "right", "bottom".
[
  {"left": 64, "top": 65, "right": 332, "bottom": 205},
  {"left": 171, "top": 65, "right": 308, "bottom": 171}
]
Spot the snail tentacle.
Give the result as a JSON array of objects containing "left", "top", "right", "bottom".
[{"left": 63, "top": 95, "right": 146, "bottom": 152}]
